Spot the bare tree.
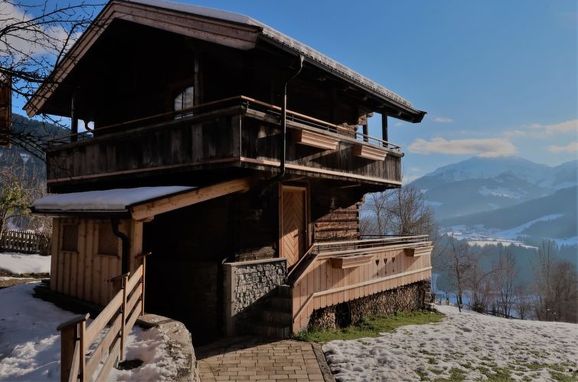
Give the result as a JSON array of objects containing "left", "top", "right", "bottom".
[
  {"left": 1, "top": 0, "right": 101, "bottom": 101},
  {"left": 493, "top": 246, "right": 517, "bottom": 317},
  {"left": 513, "top": 285, "right": 533, "bottom": 320},
  {"left": 533, "top": 241, "right": 578, "bottom": 323},
  {"left": 361, "top": 185, "right": 435, "bottom": 237},
  {"left": 447, "top": 238, "right": 472, "bottom": 312},
  {"left": 549, "top": 261, "right": 578, "bottom": 323},
  {"left": 466, "top": 259, "right": 494, "bottom": 314}
]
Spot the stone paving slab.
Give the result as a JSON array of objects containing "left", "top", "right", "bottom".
[{"left": 197, "top": 337, "right": 329, "bottom": 382}]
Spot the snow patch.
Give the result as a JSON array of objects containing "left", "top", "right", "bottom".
[
  {"left": 323, "top": 305, "right": 578, "bottom": 381},
  {"left": 0, "top": 253, "right": 50, "bottom": 274}
]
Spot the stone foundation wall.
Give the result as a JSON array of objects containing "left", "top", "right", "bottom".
[
  {"left": 308, "top": 280, "right": 431, "bottom": 330},
  {"left": 223, "top": 258, "right": 287, "bottom": 335}
]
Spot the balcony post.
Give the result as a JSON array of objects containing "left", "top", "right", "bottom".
[{"left": 381, "top": 114, "right": 388, "bottom": 146}]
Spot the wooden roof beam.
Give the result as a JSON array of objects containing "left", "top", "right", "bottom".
[{"left": 130, "top": 177, "right": 252, "bottom": 221}]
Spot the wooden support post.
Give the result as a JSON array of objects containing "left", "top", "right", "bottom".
[
  {"left": 381, "top": 114, "right": 388, "bottom": 146},
  {"left": 120, "top": 274, "right": 128, "bottom": 362},
  {"left": 70, "top": 92, "right": 78, "bottom": 143},
  {"left": 362, "top": 123, "right": 369, "bottom": 142},
  {"left": 57, "top": 314, "right": 89, "bottom": 382}
]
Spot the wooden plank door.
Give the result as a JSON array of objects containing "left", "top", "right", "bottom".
[{"left": 280, "top": 186, "right": 307, "bottom": 268}]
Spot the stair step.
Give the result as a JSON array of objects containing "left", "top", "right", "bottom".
[
  {"left": 251, "top": 323, "right": 291, "bottom": 338},
  {"left": 268, "top": 296, "right": 292, "bottom": 311},
  {"left": 261, "top": 309, "right": 292, "bottom": 325},
  {"left": 276, "top": 284, "right": 292, "bottom": 298}
]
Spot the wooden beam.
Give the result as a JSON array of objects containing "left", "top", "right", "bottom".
[
  {"left": 381, "top": 114, "right": 388, "bottom": 145},
  {"left": 130, "top": 178, "right": 252, "bottom": 220}
]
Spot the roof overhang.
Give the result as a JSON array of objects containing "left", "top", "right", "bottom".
[
  {"left": 32, "top": 178, "right": 252, "bottom": 220},
  {"left": 25, "top": 0, "right": 425, "bottom": 122}
]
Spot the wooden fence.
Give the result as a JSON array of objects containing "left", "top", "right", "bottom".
[
  {"left": 57, "top": 263, "right": 145, "bottom": 382},
  {"left": 0, "top": 230, "right": 50, "bottom": 255}
]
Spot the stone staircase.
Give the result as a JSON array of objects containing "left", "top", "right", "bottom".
[{"left": 249, "top": 285, "right": 292, "bottom": 338}]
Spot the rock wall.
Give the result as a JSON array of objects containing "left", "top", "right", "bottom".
[
  {"left": 223, "top": 258, "right": 287, "bottom": 335},
  {"left": 308, "top": 280, "right": 431, "bottom": 330}
]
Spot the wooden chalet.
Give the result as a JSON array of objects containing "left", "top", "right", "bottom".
[{"left": 29, "top": 0, "right": 432, "bottom": 342}]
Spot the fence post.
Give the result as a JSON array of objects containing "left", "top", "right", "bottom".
[
  {"left": 120, "top": 273, "right": 129, "bottom": 362},
  {"left": 57, "top": 314, "right": 89, "bottom": 382},
  {"left": 78, "top": 319, "right": 86, "bottom": 382},
  {"left": 141, "top": 254, "right": 147, "bottom": 316}
]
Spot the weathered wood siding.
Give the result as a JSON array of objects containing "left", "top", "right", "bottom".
[
  {"left": 291, "top": 242, "right": 432, "bottom": 333},
  {"left": 50, "top": 218, "right": 134, "bottom": 306},
  {"left": 46, "top": 103, "right": 402, "bottom": 190}
]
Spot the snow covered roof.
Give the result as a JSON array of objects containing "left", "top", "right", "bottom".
[
  {"left": 25, "top": 0, "right": 425, "bottom": 120},
  {"left": 128, "top": 0, "right": 415, "bottom": 110},
  {"left": 32, "top": 186, "right": 194, "bottom": 214}
]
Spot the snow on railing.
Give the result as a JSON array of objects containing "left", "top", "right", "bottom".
[{"left": 57, "top": 261, "right": 146, "bottom": 382}]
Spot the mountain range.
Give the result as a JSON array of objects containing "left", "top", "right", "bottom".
[{"left": 410, "top": 156, "right": 578, "bottom": 245}]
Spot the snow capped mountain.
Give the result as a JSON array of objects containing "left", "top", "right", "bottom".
[{"left": 410, "top": 157, "right": 578, "bottom": 244}]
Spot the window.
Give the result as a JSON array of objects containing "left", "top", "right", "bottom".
[
  {"left": 61, "top": 224, "right": 78, "bottom": 252},
  {"left": 174, "top": 86, "right": 194, "bottom": 117},
  {"left": 98, "top": 223, "right": 119, "bottom": 256}
]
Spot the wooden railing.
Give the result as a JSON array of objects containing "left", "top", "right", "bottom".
[
  {"left": 57, "top": 263, "right": 145, "bottom": 382},
  {"left": 0, "top": 230, "right": 50, "bottom": 255},
  {"left": 290, "top": 237, "right": 433, "bottom": 333},
  {"left": 45, "top": 96, "right": 403, "bottom": 187}
]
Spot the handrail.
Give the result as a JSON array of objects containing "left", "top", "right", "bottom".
[
  {"left": 57, "top": 261, "right": 146, "bottom": 382},
  {"left": 46, "top": 95, "right": 402, "bottom": 152},
  {"left": 287, "top": 236, "right": 430, "bottom": 286}
]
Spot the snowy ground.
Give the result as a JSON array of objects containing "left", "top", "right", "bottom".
[
  {"left": 0, "top": 283, "right": 184, "bottom": 381},
  {"left": 323, "top": 305, "right": 578, "bottom": 382},
  {"left": 0, "top": 253, "right": 51, "bottom": 275}
]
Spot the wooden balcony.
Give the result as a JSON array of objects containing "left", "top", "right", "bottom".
[
  {"left": 288, "top": 236, "right": 433, "bottom": 333},
  {"left": 46, "top": 96, "right": 403, "bottom": 189}
]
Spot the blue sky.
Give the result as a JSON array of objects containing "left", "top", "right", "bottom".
[
  {"left": 12, "top": 0, "right": 577, "bottom": 180},
  {"left": 184, "top": 0, "right": 577, "bottom": 179}
]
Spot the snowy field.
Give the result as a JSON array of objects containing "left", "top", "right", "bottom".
[
  {"left": 323, "top": 305, "right": 578, "bottom": 382},
  {"left": 0, "top": 283, "right": 184, "bottom": 381},
  {"left": 0, "top": 252, "right": 51, "bottom": 275}
]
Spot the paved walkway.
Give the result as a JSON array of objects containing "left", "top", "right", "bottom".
[{"left": 197, "top": 337, "right": 328, "bottom": 381}]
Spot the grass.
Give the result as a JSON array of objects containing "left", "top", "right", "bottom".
[{"left": 295, "top": 310, "right": 444, "bottom": 343}]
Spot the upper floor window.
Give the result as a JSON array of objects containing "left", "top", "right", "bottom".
[{"left": 174, "top": 86, "right": 194, "bottom": 117}]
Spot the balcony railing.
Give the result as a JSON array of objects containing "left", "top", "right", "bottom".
[{"left": 46, "top": 96, "right": 403, "bottom": 187}]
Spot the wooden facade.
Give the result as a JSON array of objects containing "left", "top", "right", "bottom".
[
  {"left": 49, "top": 218, "right": 143, "bottom": 306},
  {"left": 290, "top": 238, "right": 433, "bottom": 333},
  {"left": 29, "top": 0, "right": 430, "bottom": 340}
]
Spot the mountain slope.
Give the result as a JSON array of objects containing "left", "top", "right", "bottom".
[
  {"left": 442, "top": 186, "right": 577, "bottom": 240},
  {"left": 410, "top": 157, "right": 577, "bottom": 220}
]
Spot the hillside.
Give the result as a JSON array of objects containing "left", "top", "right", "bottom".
[
  {"left": 0, "top": 114, "right": 68, "bottom": 187},
  {"left": 443, "top": 186, "right": 577, "bottom": 240},
  {"left": 323, "top": 305, "right": 578, "bottom": 381},
  {"left": 410, "top": 156, "right": 578, "bottom": 244}
]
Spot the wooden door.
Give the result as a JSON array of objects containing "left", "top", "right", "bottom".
[{"left": 280, "top": 186, "right": 307, "bottom": 268}]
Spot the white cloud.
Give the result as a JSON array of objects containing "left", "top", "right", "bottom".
[
  {"left": 408, "top": 137, "right": 517, "bottom": 158},
  {"left": 431, "top": 116, "right": 454, "bottom": 123},
  {"left": 0, "top": 2, "right": 76, "bottom": 61},
  {"left": 510, "top": 119, "right": 578, "bottom": 138},
  {"left": 547, "top": 141, "right": 578, "bottom": 153}
]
